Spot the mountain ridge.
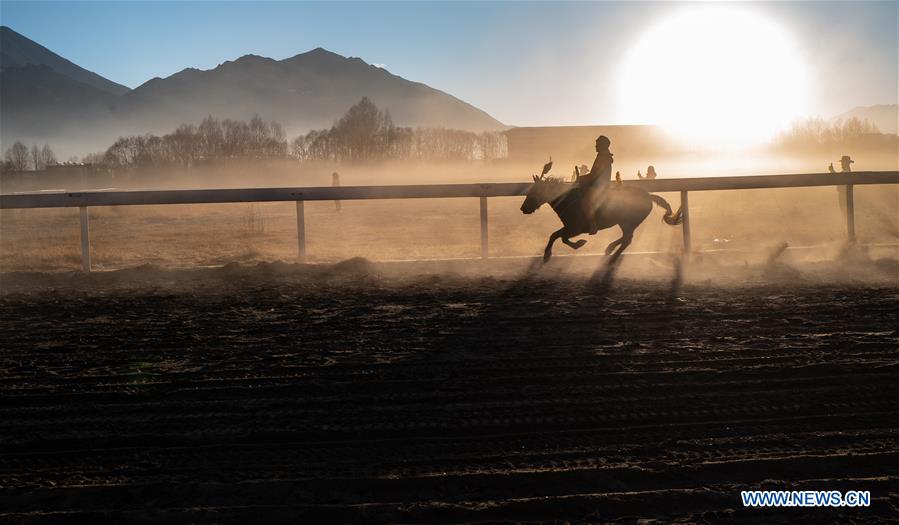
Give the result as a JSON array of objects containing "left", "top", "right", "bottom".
[
  {"left": 833, "top": 104, "right": 898, "bottom": 135},
  {"left": 0, "top": 25, "right": 129, "bottom": 96},
  {"left": 1, "top": 27, "right": 504, "bottom": 155}
]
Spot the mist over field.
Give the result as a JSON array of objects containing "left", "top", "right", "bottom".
[{"left": 0, "top": 177, "right": 895, "bottom": 271}]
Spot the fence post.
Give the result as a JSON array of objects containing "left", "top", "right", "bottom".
[
  {"left": 79, "top": 206, "right": 91, "bottom": 272},
  {"left": 845, "top": 184, "right": 856, "bottom": 243},
  {"left": 680, "top": 190, "right": 692, "bottom": 254},
  {"left": 295, "top": 200, "right": 306, "bottom": 263},
  {"left": 480, "top": 196, "right": 488, "bottom": 259}
]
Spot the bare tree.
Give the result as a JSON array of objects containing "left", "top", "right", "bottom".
[
  {"left": 98, "top": 116, "right": 289, "bottom": 168},
  {"left": 293, "top": 98, "right": 507, "bottom": 162},
  {"left": 82, "top": 152, "right": 106, "bottom": 165},
  {"left": 31, "top": 145, "right": 41, "bottom": 171},
  {"left": 777, "top": 116, "right": 881, "bottom": 151},
  {"left": 4, "top": 141, "right": 31, "bottom": 171},
  {"left": 39, "top": 144, "right": 56, "bottom": 169},
  {"left": 198, "top": 116, "right": 224, "bottom": 159},
  {"left": 164, "top": 124, "right": 197, "bottom": 166}
]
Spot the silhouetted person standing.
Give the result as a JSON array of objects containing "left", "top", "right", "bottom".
[
  {"left": 577, "top": 135, "right": 614, "bottom": 234},
  {"left": 835, "top": 156, "right": 853, "bottom": 214},
  {"left": 840, "top": 155, "right": 853, "bottom": 173},
  {"left": 332, "top": 171, "right": 341, "bottom": 212},
  {"left": 637, "top": 166, "right": 657, "bottom": 180}
]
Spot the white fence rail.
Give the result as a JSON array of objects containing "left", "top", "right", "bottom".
[{"left": 2, "top": 171, "right": 897, "bottom": 271}]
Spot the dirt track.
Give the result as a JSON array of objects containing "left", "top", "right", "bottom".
[{"left": 1, "top": 258, "right": 898, "bottom": 523}]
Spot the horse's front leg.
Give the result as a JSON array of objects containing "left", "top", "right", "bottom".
[
  {"left": 543, "top": 228, "right": 565, "bottom": 263},
  {"left": 563, "top": 237, "right": 587, "bottom": 250}
]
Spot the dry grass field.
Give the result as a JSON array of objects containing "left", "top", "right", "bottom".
[
  {"left": 1, "top": 183, "right": 896, "bottom": 272},
  {"left": 2, "top": 156, "right": 896, "bottom": 272}
]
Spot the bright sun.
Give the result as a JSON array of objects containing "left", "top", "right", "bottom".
[{"left": 618, "top": 7, "right": 809, "bottom": 149}]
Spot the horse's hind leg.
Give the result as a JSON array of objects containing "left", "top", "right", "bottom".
[
  {"left": 605, "top": 237, "right": 624, "bottom": 256},
  {"left": 609, "top": 228, "right": 634, "bottom": 262},
  {"left": 563, "top": 237, "right": 587, "bottom": 250},
  {"left": 605, "top": 222, "right": 637, "bottom": 256},
  {"left": 543, "top": 228, "right": 564, "bottom": 263}
]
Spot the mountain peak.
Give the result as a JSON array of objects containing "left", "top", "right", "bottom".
[
  {"left": 234, "top": 54, "right": 274, "bottom": 62},
  {"left": 285, "top": 47, "right": 346, "bottom": 63},
  {"left": 0, "top": 25, "right": 129, "bottom": 95},
  {"left": 1, "top": 29, "right": 505, "bottom": 151},
  {"left": 214, "top": 54, "right": 278, "bottom": 72},
  {"left": 308, "top": 47, "right": 340, "bottom": 56}
]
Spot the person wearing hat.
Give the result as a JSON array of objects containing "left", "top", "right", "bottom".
[
  {"left": 576, "top": 135, "right": 614, "bottom": 234},
  {"left": 840, "top": 155, "right": 854, "bottom": 172},
  {"left": 835, "top": 156, "right": 853, "bottom": 215}
]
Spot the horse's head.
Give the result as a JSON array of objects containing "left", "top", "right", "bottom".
[
  {"left": 521, "top": 175, "right": 549, "bottom": 214},
  {"left": 521, "top": 175, "right": 566, "bottom": 214}
]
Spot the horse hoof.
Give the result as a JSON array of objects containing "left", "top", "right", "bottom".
[
  {"left": 543, "top": 254, "right": 552, "bottom": 263},
  {"left": 574, "top": 240, "right": 587, "bottom": 249}
]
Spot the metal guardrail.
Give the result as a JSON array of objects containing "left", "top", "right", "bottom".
[
  {"left": 1, "top": 171, "right": 897, "bottom": 271},
  {"left": 1, "top": 171, "right": 896, "bottom": 208}
]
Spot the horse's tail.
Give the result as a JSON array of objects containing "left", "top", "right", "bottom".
[{"left": 649, "top": 194, "right": 684, "bottom": 225}]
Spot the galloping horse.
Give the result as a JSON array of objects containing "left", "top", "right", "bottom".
[{"left": 520, "top": 175, "right": 683, "bottom": 262}]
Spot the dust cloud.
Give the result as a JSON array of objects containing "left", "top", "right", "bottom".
[{"left": 1, "top": 150, "right": 896, "bottom": 289}]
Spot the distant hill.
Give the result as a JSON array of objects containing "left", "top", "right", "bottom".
[
  {"left": 117, "top": 48, "right": 504, "bottom": 135},
  {"left": 0, "top": 28, "right": 505, "bottom": 155},
  {"left": 833, "top": 104, "right": 898, "bottom": 135},
  {"left": 0, "top": 26, "right": 129, "bottom": 95},
  {"left": 0, "top": 63, "right": 123, "bottom": 152}
]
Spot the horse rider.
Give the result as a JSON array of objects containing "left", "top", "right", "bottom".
[{"left": 576, "top": 135, "right": 614, "bottom": 234}]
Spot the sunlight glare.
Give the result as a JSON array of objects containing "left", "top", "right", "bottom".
[{"left": 618, "top": 7, "right": 810, "bottom": 149}]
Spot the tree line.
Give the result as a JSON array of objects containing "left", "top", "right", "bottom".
[
  {"left": 292, "top": 97, "right": 507, "bottom": 161},
  {"left": 2, "top": 106, "right": 887, "bottom": 173},
  {"left": 774, "top": 117, "right": 884, "bottom": 151},
  {"left": 2, "top": 142, "right": 57, "bottom": 172},
  {"left": 99, "top": 115, "right": 289, "bottom": 167},
  {"left": 3, "top": 97, "right": 507, "bottom": 171},
  {"left": 93, "top": 98, "right": 506, "bottom": 167}
]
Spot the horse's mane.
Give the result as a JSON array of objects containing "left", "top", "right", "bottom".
[{"left": 539, "top": 176, "right": 569, "bottom": 185}]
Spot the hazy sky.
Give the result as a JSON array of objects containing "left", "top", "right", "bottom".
[{"left": 1, "top": 1, "right": 896, "bottom": 127}]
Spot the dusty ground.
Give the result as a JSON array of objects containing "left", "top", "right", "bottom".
[{"left": 1, "top": 255, "right": 897, "bottom": 523}]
